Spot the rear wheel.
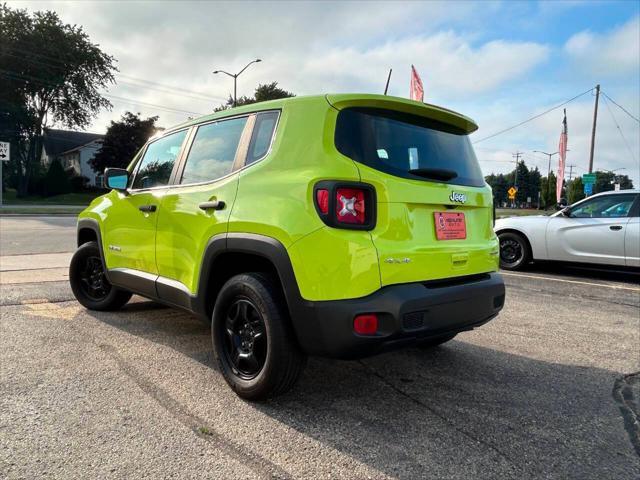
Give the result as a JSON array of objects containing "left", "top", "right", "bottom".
[
  {"left": 69, "top": 241, "right": 132, "bottom": 310},
  {"left": 498, "top": 232, "right": 531, "bottom": 271},
  {"left": 212, "top": 273, "right": 306, "bottom": 400}
]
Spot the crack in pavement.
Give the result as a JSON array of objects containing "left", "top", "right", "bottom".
[
  {"left": 1, "top": 298, "right": 75, "bottom": 307},
  {"left": 612, "top": 371, "right": 640, "bottom": 457},
  {"left": 356, "top": 359, "right": 524, "bottom": 477},
  {"left": 98, "top": 343, "right": 293, "bottom": 480}
]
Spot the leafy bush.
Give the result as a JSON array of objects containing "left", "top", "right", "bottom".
[{"left": 44, "top": 160, "right": 71, "bottom": 196}]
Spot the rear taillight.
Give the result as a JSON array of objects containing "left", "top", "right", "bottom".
[
  {"left": 336, "top": 188, "right": 365, "bottom": 224},
  {"left": 353, "top": 314, "right": 378, "bottom": 335},
  {"left": 316, "top": 189, "right": 329, "bottom": 215},
  {"left": 313, "top": 181, "right": 376, "bottom": 230}
]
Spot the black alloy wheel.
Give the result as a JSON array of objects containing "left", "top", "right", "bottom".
[
  {"left": 69, "top": 241, "right": 132, "bottom": 311},
  {"left": 79, "top": 255, "right": 111, "bottom": 301},
  {"left": 222, "top": 298, "right": 268, "bottom": 380}
]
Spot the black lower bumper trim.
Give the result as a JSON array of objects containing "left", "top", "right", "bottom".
[{"left": 288, "top": 272, "right": 505, "bottom": 359}]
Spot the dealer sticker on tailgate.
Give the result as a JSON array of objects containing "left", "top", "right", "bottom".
[{"left": 434, "top": 212, "right": 466, "bottom": 240}]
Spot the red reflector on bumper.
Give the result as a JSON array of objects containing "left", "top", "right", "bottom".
[{"left": 353, "top": 314, "right": 378, "bottom": 335}]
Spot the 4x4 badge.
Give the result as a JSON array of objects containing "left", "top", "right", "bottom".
[{"left": 449, "top": 192, "right": 467, "bottom": 203}]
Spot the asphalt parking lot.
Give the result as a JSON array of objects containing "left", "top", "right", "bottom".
[{"left": 1, "top": 216, "right": 639, "bottom": 479}]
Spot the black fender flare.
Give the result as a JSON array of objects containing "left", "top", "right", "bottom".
[
  {"left": 76, "top": 218, "right": 112, "bottom": 282},
  {"left": 195, "top": 233, "right": 316, "bottom": 348}
]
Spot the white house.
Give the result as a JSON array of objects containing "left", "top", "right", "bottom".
[{"left": 41, "top": 129, "right": 105, "bottom": 187}]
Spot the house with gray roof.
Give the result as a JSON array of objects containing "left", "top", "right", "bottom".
[{"left": 41, "top": 129, "right": 105, "bottom": 186}]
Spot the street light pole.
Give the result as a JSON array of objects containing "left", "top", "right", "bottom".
[
  {"left": 534, "top": 150, "right": 558, "bottom": 210},
  {"left": 213, "top": 58, "right": 262, "bottom": 107}
]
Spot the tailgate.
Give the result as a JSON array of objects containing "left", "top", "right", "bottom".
[{"left": 330, "top": 98, "right": 499, "bottom": 286}]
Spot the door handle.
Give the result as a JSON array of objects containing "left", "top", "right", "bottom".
[
  {"left": 138, "top": 204, "right": 157, "bottom": 213},
  {"left": 199, "top": 200, "right": 225, "bottom": 211},
  {"left": 610, "top": 225, "right": 623, "bottom": 231}
]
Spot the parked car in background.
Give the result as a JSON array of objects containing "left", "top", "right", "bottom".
[{"left": 495, "top": 190, "right": 640, "bottom": 270}]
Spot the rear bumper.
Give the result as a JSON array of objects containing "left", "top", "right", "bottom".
[{"left": 290, "top": 272, "right": 505, "bottom": 359}]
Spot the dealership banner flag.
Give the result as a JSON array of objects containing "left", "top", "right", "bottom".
[
  {"left": 556, "top": 109, "right": 568, "bottom": 203},
  {"left": 410, "top": 65, "right": 424, "bottom": 102}
]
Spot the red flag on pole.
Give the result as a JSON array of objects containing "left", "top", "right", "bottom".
[
  {"left": 410, "top": 65, "right": 424, "bottom": 102},
  {"left": 556, "top": 109, "right": 568, "bottom": 203}
]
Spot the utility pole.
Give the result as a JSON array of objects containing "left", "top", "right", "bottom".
[
  {"left": 566, "top": 164, "right": 576, "bottom": 181},
  {"left": 512, "top": 151, "right": 524, "bottom": 188},
  {"left": 588, "top": 84, "right": 600, "bottom": 173}
]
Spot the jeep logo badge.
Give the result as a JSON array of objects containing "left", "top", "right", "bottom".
[{"left": 449, "top": 192, "right": 467, "bottom": 203}]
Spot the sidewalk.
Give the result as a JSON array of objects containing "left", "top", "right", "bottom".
[{"left": 0, "top": 204, "right": 84, "bottom": 215}]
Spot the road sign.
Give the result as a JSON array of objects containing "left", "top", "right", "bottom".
[
  {"left": 584, "top": 183, "right": 593, "bottom": 195},
  {"left": 507, "top": 186, "right": 517, "bottom": 199},
  {"left": 582, "top": 173, "right": 596, "bottom": 185},
  {"left": 0, "top": 141, "right": 9, "bottom": 161},
  {"left": 0, "top": 141, "right": 7, "bottom": 207},
  {"left": 614, "top": 183, "right": 620, "bottom": 191}
]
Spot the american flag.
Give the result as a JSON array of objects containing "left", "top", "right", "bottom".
[
  {"left": 556, "top": 109, "right": 568, "bottom": 203},
  {"left": 410, "top": 65, "right": 424, "bottom": 102}
]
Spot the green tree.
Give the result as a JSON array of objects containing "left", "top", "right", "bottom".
[
  {"left": 91, "top": 112, "right": 159, "bottom": 172},
  {"left": 43, "top": 159, "right": 70, "bottom": 196},
  {"left": 593, "top": 171, "right": 634, "bottom": 193},
  {"left": 215, "top": 81, "right": 295, "bottom": 111},
  {"left": 0, "top": 4, "right": 116, "bottom": 196},
  {"left": 540, "top": 171, "right": 557, "bottom": 209},
  {"left": 567, "top": 178, "right": 585, "bottom": 204}
]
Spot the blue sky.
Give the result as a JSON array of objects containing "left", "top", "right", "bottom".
[{"left": 13, "top": 0, "right": 640, "bottom": 184}]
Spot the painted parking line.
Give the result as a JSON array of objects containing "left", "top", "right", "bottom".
[{"left": 501, "top": 271, "right": 640, "bottom": 292}]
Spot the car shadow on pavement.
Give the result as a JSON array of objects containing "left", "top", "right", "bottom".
[{"left": 90, "top": 300, "right": 639, "bottom": 479}]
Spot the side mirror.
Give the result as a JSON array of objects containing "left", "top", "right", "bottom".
[
  {"left": 104, "top": 168, "right": 129, "bottom": 191},
  {"left": 560, "top": 207, "right": 571, "bottom": 217}
]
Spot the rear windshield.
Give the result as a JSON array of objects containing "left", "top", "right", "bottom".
[{"left": 335, "top": 107, "right": 484, "bottom": 187}]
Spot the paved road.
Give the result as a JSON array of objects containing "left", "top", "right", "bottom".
[
  {"left": 1, "top": 217, "right": 639, "bottom": 479},
  {"left": 0, "top": 216, "right": 76, "bottom": 255}
]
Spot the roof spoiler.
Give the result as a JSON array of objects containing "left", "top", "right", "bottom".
[{"left": 325, "top": 93, "right": 478, "bottom": 134}]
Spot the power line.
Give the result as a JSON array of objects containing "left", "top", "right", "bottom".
[
  {"left": 602, "top": 91, "right": 640, "bottom": 124},
  {"left": 2, "top": 46, "right": 226, "bottom": 103},
  {"left": 0, "top": 69, "right": 205, "bottom": 117},
  {"left": 472, "top": 87, "right": 595, "bottom": 144},
  {"left": 602, "top": 95, "right": 638, "bottom": 164}
]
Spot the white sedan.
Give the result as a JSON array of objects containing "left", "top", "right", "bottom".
[{"left": 494, "top": 189, "right": 640, "bottom": 270}]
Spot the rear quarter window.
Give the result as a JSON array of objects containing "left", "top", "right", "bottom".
[{"left": 335, "top": 107, "right": 484, "bottom": 187}]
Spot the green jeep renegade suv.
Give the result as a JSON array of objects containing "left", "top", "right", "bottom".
[{"left": 70, "top": 94, "right": 505, "bottom": 399}]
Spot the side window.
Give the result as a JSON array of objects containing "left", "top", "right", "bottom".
[
  {"left": 570, "top": 194, "right": 636, "bottom": 218},
  {"left": 246, "top": 111, "right": 279, "bottom": 165},
  {"left": 180, "top": 116, "right": 247, "bottom": 184},
  {"left": 132, "top": 130, "right": 187, "bottom": 189}
]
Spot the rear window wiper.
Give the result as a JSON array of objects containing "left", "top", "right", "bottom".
[{"left": 409, "top": 168, "right": 458, "bottom": 181}]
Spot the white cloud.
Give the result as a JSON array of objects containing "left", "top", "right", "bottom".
[{"left": 564, "top": 15, "right": 640, "bottom": 76}]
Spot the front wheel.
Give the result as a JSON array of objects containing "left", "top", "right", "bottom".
[
  {"left": 69, "top": 241, "right": 132, "bottom": 310},
  {"left": 212, "top": 273, "right": 306, "bottom": 400},
  {"left": 498, "top": 232, "right": 531, "bottom": 271}
]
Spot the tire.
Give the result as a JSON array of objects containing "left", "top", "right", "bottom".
[
  {"left": 212, "top": 273, "right": 307, "bottom": 400},
  {"left": 69, "top": 241, "right": 132, "bottom": 311},
  {"left": 498, "top": 232, "right": 531, "bottom": 271},
  {"left": 417, "top": 333, "right": 457, "bottom": 349}
]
